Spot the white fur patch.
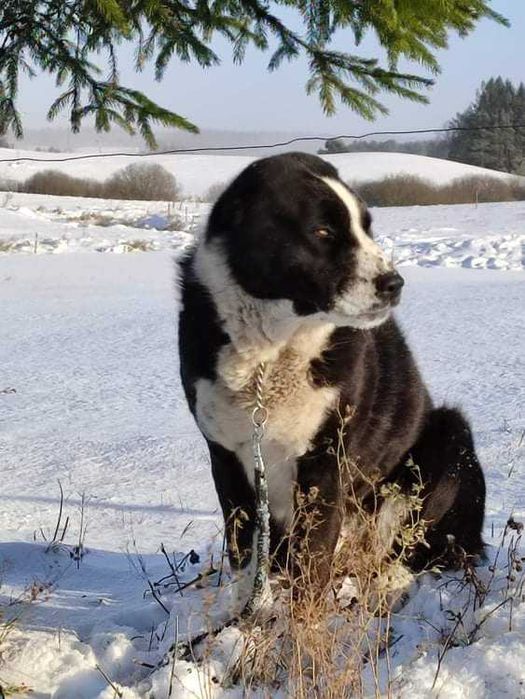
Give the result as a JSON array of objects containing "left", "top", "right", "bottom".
[
  {"left": 194, "top": 239, "right": 299, "bottom": 359},
  {"left": 194, "top": 239, "right": 339, "bottom": 526},
  {"left": 230, "top": 530, "right": 273, "bottom": 616},
  {"left": 336, "top": 499, "right": 415, "bottom": 613},
  {"left": 376, "top": 497, "right": 411, "bottom": 553},
  {"left": 321, "top": 177, "right": 393, "bottom": 329}
]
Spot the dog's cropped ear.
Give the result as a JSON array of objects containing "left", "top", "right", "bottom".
[
  {"left": 207, "top": 153, "right": 341, "bottom": 241},
  {"left": 361, "top": 207, "right": 373, "bottom": 237},
  {"left": 206, "top": 166, "right": 258, "bottom": 239}
]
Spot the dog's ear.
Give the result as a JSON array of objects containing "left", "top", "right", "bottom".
[
  {"left": 207, "top": 153, "right": 343, "bottom": 241},
  {"left": 283, "top": 152, "right": 340, "bottom": 180},
  {"left": 361, "top": 207, "right": 372, "bottom": 236},
  {"left": 206, "top": 163, "right": 259, "bottom": 239}
]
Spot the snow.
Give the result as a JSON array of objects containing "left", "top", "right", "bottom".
[
  {"left": 1, "top": 188, "right": 524, "bottom": 696},
  {"left": 1, "top": 192, "right": 524, "bottom": 271},
  {"left": 0, "top": 147, "right": 519, "bottom": 197},
  {"left": 0, "top": 193, "right": 200, "bottom": 255}
]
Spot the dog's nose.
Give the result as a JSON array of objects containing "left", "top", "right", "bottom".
[{"left": 375, "top": 271, "right": 404, "bottom": 301}]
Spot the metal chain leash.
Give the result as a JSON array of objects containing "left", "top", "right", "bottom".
[
  {"left": 252, "top": 361, "right": 269, "bottom": 432},
  {"left": 242, "top": 361, "right": 272, "bottom": 617}
]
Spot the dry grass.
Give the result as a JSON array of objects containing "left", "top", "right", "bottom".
[
  {"left": 202, "top": 181, "right": 228, "bottom": 203},
  {"left": 0, "top": 583, "right": 50, "bottom": 696},
  {"left": 168, "top": 411, "right": 524, "bottom": 698},
  {"left": 123, "top": 239, "right": 155, "bottom": 252},
  {"left": 181, "top": 411, "right": 430, "bottom": 697},
  {"left": 73, "top": 211, "right": 117, "bottom": 226},
  {"left": 0, "top": 240, "right": 15, "bottom": 253},
  {"left": 66, "top": 210, "right": 185, "bottom": 232}
]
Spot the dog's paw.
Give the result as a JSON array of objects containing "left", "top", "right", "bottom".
[
  {"left": 337, "top": 576, "right": 361, "bottom": 609},
  {"left": 337, "top": 564, "right": 414, "bottom": 614},
  {"left": 230, "top": 569, "right": 274, "bottom": 619}
]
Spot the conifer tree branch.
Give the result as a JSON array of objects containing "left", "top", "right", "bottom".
[{"left": 0, "top": 0, "right": 508, "bottom": 147}]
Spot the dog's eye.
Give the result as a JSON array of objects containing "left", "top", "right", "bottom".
[{"left": 313, "top": 227, "right": 333, "bottom": 240}]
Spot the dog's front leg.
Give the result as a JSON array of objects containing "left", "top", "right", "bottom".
[
  {"left": 293, "top": 458, "right": 343, "bottom": 592},
  {"left": 207, "top": 440, "right": 264, "bottom": 612}
]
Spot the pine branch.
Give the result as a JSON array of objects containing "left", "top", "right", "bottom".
[{"left": 0, "top": 0, "right": 509, "bottom": 146}]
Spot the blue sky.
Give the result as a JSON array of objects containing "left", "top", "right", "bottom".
[{"left": 18, "top": 0, "right": 524, "bottom": 135}]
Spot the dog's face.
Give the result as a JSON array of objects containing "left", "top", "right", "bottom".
[{"left": 206, "top": 152, "right": 403, "bottom": 329}]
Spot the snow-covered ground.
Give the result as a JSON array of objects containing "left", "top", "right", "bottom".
[
  {"left": 0, "top": 162, "right": 524, "bottom": 697},
  {"left": 0, "top": 147, "right": 519, "bottom": 197},
  {"left": 0, "top": 191, "right": 524, "bottom": 271},
  {"left": 1, "top": 250, "right": 524, "bottom": 697}
]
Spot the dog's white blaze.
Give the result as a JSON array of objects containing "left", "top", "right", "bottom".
[
  {"left": 194, "top": 239, "right": 339, "bottom": 526},
  {"left": 321, "top": 177, "right": 386, "bottom": 261},
  {"left": 321, "top": 177, "right": 393, "bottom": 328}
]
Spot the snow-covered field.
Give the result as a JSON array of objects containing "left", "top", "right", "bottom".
[
  {"left": 0, "top": 191, "right": 524, "bottom": 271},
  {"left": 0, "top": 152, "right": 524, "bottom": 697},
  {"left": 1, "top": 252, "right": 524, "bottom": 698},
  {"left": 0, "top": 147, "right": 519, "bottom": 197}
]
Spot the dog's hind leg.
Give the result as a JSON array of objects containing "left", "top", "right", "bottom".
[{"left": 399, "top": 406, "right": 486, "bottom": 572}]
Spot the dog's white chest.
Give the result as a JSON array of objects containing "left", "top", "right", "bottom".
[{"left": 195, "top": 325, "right": 339, "bottom": 524}]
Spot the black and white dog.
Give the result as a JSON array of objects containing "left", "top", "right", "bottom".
[{"left": 178, "top": 152, "right": 485, "bottom": 605}]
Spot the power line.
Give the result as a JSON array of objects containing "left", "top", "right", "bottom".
[{"left": 1, "top": 124, "right": 525, "bottom": 164}]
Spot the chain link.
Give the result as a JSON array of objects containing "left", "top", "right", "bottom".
[
  {"left": 251, "top": 361, "right": 268, "bottom": 430},
  {"left": 242, "top": 361, "right": 272, "bottom": 617}
]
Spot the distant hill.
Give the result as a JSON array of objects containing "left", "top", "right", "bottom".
[{"left": 0, "top": 148, "right": 520, "bottom": 198}]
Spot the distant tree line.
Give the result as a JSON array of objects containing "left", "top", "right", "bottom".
[
  {"left": 319, "top": 137, "right": 449, "bottom": 158},
  {"left": 320, "top": 77, "right": 525, "bottom": 175},
  {"left": 448, "top": 77, "right": 525, "bottom": 174}
]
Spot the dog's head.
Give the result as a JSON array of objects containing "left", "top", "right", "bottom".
[{"left": 205, "top": 152, "right": 403, "bottom": 329}]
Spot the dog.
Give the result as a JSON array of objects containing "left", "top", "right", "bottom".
[{"left": 178, "top": 152, "right": 486, "bottom": 608}]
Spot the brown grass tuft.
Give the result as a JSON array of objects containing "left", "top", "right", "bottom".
[{"left": 224, "top": 411, "right": 428, "bottom": 697}]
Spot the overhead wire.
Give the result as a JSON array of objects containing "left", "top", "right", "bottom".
[{"left": 0, "top": 124, "right": 525, "bottom": 164}]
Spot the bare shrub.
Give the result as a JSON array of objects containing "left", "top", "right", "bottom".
[
  {"left": 20, "top": 170, "right": 104, "bottom": 198},
  {"left": 203, "top": 181, "right": 228, "bottom": 203},
  {"left": 440, "top": 176, "right": 525, "bottom": 204},
  {"left": 509, "top": 178, "right": 525, "bottom": 200},
  {"left": 355, "top": 175, "right": 433, "bottom": 207},
  {"left": 35, "top": 145, "right": 62, "bottom": 153},
  {"left": 104, "top": 163, "right": 180, "bottom": 201},
  {"left": 353, "top": 174, "right": 525, "bottom": 207},
  {"left": 15, "top": 164, "right": 180, "bottom": 201},
  {"left": 0, "top": 178, "right": 20, "bottom": 194}
]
